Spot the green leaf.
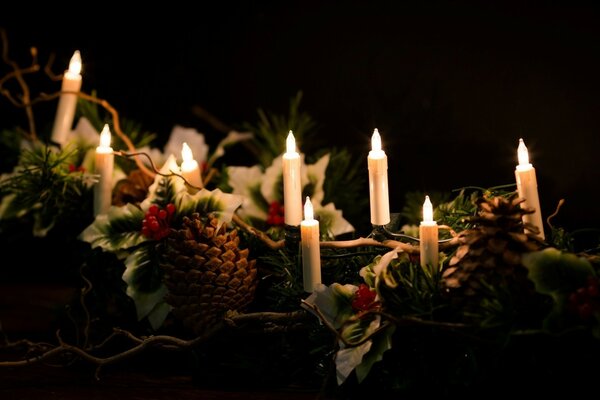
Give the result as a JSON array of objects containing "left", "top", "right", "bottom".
[
  {"left": 175, "top": 188, "right": 243, "bottom": 228},
  {"left": 79, "top": 203, "right": 147, "bottom": 252},
  {"left": 122, "top": 244, "right": 169, "bottom": 323},
  {"left": 522, "top": 248, "right": 595, "bottom": 295},
  {"left": 302, "top": 283, "right": 358, "bottom": 329},
  {"left": 335, "top": 316, "right": 380, "bottom": 384},
  {"left": 141, "top": 155, "right": 186, "bottom": 209}
]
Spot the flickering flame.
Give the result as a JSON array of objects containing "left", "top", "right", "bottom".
[
  {"left": 286, "top": 131, "right": 296, "bottom": 154},
  {"left": 68, "top": 50, "right": 82, "bottom": 75},
  {"left": 304, "top": 196, "right": 314, "bottom": 221},
  {"left": 181, "top": 142, "right": 194, "bottom": 163},
  {"left": 99, "top": 124, "right": 111, "bottom": 148},
  {"left": 371, "top": 128, "right": 382, "bottom": 152},
  {"left": 423, "top": 195, "right": 433, "bottom": 223},
  {"left": 517, "top": 138, "right": 530, "bottom": 166}
]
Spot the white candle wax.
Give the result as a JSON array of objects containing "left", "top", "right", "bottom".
[
  {"left": 51, "top": 51, "right": 82, "bottom": 146},
  {"left": 282, "top": 131, "right": 302, "bottom": 226},
  {"left": 419, "top": 195, "right": 439, "bottom": 271},
  {"left": 94, "top": 124, "right": 114, "bottom": 216},
  {"left": 514, "top": 138, "right": 544, "bottom": 240},
  {"left": 180, "top": 142, "right": 203, "bottom": 189},
  {"left": 368, "top": 129, "right": 390, "bottom": 225},
  {"left": 301, "top": 196, "right": 321, "bottom": 292}
]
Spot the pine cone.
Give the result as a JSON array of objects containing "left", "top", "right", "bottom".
[
  {"left": 159, "top": 213, "right": 257, "bottom": 334},
  {"left": 112, "top": 169, "right": 154, "bottom": 206},
  {"left": 442, "top": 194, "right": 545, "bottom": 316}
]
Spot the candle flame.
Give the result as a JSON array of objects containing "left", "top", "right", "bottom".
[
  {"left": 371, "top": 128, "right": 382, "bottom": 152},
  {"left": 181, "top": 142, "right": 194, "bottom": 163},
  {"left": 304, "top": 196, "right": 314, "bottom": 221},
  {"left": 517, "top": 138, "right": 530, "bottom": 166},
  {"left": 423, "top": 195, "right": 433, "bottom": 223},
  {"left": 99, "top": 124, "right": 111, "bottom": 148},
  {"left": 68, "top": 50, "right": 82, "bottom": 75},
  {"left": 286, "top": 131, "right": 296, "bottom": 154}
]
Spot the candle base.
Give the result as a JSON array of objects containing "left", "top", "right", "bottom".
[{"left": 284, "top": 224, "right": 301, "bottom": 253}]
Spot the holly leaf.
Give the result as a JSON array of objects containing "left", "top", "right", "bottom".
[
  {"left": 302, "top": 283, "right": 358, "bottom": 329},
  {"left": 141, "top": 154, "right": 186, "bottom": 209},
  {"left": 355, "top": 324, "right": 395, "bottom": 383},
  {"left": 522, "top": 248, "right": 595, "bottom": 295},
  {"left": 122, "top": 244, "right": 170, "bottom": 327},
  {"left": 174, "top": 188, "right": 243, "bottom": 228},
  {"left": 335, "top": 316, "right": 380, "bottom": 385},
  {"left": 79, "top": 203, "right": 147, "bottom": 252}
]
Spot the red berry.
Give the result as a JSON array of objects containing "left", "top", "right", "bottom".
[
  {"left": 158, "top": 210, "right": 168, "bottom": 220},
  {"left": 149, "top": 205, "right": 159, "bottom": 215},
  {"left": 588, "top": 285, "right": 599, "bottom": 298},
  {"left": 141, "top": 227, "right": 150, "bottom": 237},
  {"left": 150, "top": 220, "right": 160, "bottom": 231},
  {"left": 166, "top": 203, "right": 176, "bottom": 215}
]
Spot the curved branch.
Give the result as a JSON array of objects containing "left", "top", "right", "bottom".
[
  {"left": 0, "top": 325, "right": 222, "bottom": 380},
  {"left": 232, "top": 213, "right": 285, "bottom": 250},
  {"left": 320, "top": 237, "right": 420, "bottom": 254}
]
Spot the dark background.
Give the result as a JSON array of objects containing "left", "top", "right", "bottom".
[{"left": 2, "top": 1, "right": 599, "bottom": 230}]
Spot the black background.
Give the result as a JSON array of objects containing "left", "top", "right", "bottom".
[{"left": 2, "top": 1, "right": 599, "bottom": 230}]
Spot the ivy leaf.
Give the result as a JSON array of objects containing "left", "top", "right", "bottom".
[
  {"left": 175, "top": 188, "right": 243, "bottom": 228},
  {"left": 79, "top": 203, "right": 147, "bottom": 252},
  {"left": 122, "top": 244, "right": 170, "bottom": 326},
  {"left": 522, "top": 248, "right": 595, "bottom": 295},
  {"left": 523, "top": 248, "right": 596, "bottom": 333}
]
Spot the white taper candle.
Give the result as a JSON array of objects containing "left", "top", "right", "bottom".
[{"left": 301, "top": 196, "right": 321, "bottom": 292}]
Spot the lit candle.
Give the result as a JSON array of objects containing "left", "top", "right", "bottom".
[
  {"left": 180, "top": 142, "right": 203, "bottom": 189},
  {"left": 301, "top": 196, "right": 321, "bottom": 292},
  {"left": 515, "top": 138, "right": 544, "bottom": 239},
  {"left": 419, "top": 195, "right": 439, "bottom": 271},
  {"left": 282, "top": 131, "right": 302, "bottom": 226},
  {"left": 368, "top": 129, "right": 390, "bottom": 226},
  {"left": 51, "top": 50, "right": 82, "bottom": 146},
  {"left": 94, "top": 124, "right": 114, "bottom": 216}
]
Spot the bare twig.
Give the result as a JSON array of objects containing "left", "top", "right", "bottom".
[
  {"left": 232, "top": 213, "right": 285, "bottom": 250},
  {"left": 547, "top": 198, "right": 565, "bottom": 230},
  {"left": 50, "top": 91, "right": 154, "bottom": 177},
  {"left": 114, "top": 150, "right": 202, "bottom": 190},
  {"left": 438, "top": 224, "right": 458, "bottom": 237},
  {"left": 43, "top": 53, "right": 62, "bottom": 81},
  {"left": 224, "top": 309, "right": 309, "bottom": 327},
  {"left": 191, "top": 105, "right": 232, "bottom": 134},
  {"left": 0, "top": 325, "right": 222, "bottom": 380},
  {"left": 320, "top": 237, "right": 422, "bottom": 254},
  {"left": 1, "top": 29, "right": 40, "bottom": 141}
]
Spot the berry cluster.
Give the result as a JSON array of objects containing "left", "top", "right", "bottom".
[
  {"left": 568, "top": 276, "right": 600, "bottom": 321},
  {"left": 351, "top": 284, "right": 379, "bottom": 312},
  {"left": 141, "top": 203, "right": 175, "bottom": 240},
  {"left": 267, "top": 201, "right": 285, "bottom": 226},
  {"left": 68, "top": 164, "right": 85, "bottom": 173}
]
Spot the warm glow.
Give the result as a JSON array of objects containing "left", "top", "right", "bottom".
[
  {"left": 99, "top": 124, "right": 111, "bottom": 148},
  {"left": 286, "top": 131, "right": 296, "bottom": 154},
  {"left": 68, "top": 50, "right": 82, "bottom": 75},
  {"left": 423, "top": 195, "right": 433, "bottom": 223},
  {"left": 304, "top": 196, "right": 314, "bottom": 221},
  {"left": 371, "top": 128, "right": 382, "bottom": 152},
  {"left": 518, "top": 138, "right": 530, "bottom": 166},
  {"left": 181, "top": 142, "right": 194, "bottom": 163}
]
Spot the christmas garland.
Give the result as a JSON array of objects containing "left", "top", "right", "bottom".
[{"left": 1, "top": 30, "right": 599, "bottom": 397}]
